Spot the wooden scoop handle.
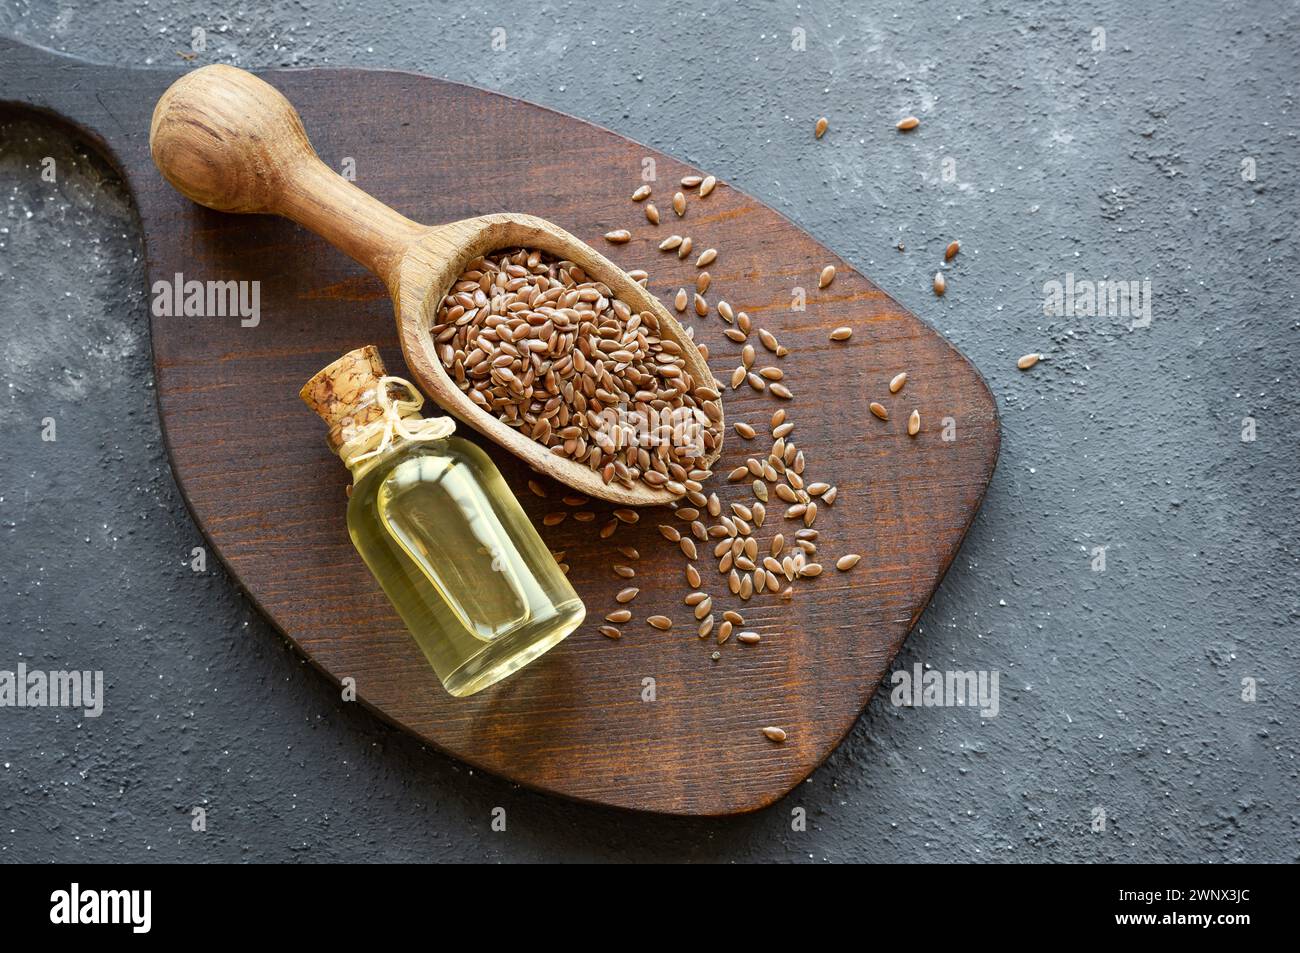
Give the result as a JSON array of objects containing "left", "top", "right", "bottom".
[{"left": 149, "top": 64, "right": 426, "bottom": 287}]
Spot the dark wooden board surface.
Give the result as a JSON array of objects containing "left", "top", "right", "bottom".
[{"left": 1, "top": 37, "right": 999, "bottom": 815}]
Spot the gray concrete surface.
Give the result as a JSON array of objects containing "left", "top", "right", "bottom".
[{"left": 1, "top": 0, "right": 1297, "bottom": 862}]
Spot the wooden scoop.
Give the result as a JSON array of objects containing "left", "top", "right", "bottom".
[{"left": 148, "top": 64, "right": 720, "bottom": 506}]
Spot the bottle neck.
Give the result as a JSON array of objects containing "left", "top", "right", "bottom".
[{"left": 345, "top": 431, "right": 414, "bottom": 483}]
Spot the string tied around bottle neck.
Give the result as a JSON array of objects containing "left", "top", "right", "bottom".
[{"left": 337, "top": 376, "right": 456, "bottom": 470}]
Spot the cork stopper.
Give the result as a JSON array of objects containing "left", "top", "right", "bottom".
[{"left": 300, "top": 345, "right": 393, "bottom": 454}]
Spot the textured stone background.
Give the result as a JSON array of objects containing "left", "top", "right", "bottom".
[{"left": 1, "top": 1, "right": 1296, "bottom": 862}]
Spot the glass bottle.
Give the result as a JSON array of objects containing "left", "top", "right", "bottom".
[{"left": 301, "top": 346, "right": 584, "bottom": 697}]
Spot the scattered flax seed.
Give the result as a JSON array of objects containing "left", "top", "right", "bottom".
[
  {"left": 869, "top": 402, "right": 888, "bottom": 420},
  {"left": 762, "top": 726, "right": 787, "bottom": 742},
  {"left": 727, "top": 466, "right": 749, "bottom": 481},
  {"left": 659, "top": 234, "right": 683, "bottom": 251},
  {"left": 737, "top": 631, "right": 761, "bottom": 645},
  {"left": 645, "top": 203, "right": 660, "bottom": 225},
  {"left": 752, "top": 480, "right": 768, "bottom": 502},
  {"left": 599, "top": 625, "right": 622, "bottom": 640},
  {"left": 819, "top": 265, "right": 836, "bottom": 289},
  {"left": 673, "top": 191, "right": 687, "bottom": 216},
  {"left": 685, "top": 590, "right": 707, "bottom": 606},
  {"left": 699, "top": 175, "right": 717, "bottom": 197},
  {"left": 1017, "top": 353, "right": 1042, "bottom": 370},
  {"left": 889, "top": 372, "right": 908, "bottom": 394},
  {"left": 631, "top": 185, "right": 651, "bottom": 202},
  {"left": 527, "top": 479, "right": 548, "bottom": 498},
  {"left": 758, "top": 328, "right": 779, "bottom": 352},
  {"left": 897, "top": 115, "right": 920, "bottom": 131},
  {"left": 647, "top": 615, "right": 673, "bottom": 631},
  {"left": 562, "top": 494, "right": 588, "bottom": 506},
  {"left": 933, "top": 271, "right": 946, "bottom": 296},
  {"left": 573, "top": 511, "right": 595, "bottom": 522},
  {"left": 694, "top": 294, "right": 709, "bottom": 317},
  {"left": 698, "top": 616, "right": 714, "bottom": 639},
  {"left": 695, "top": 248, "right": 717, "bottom": 268},
  {"left": 717, "top": 300, "right": 734, "bottom": 322},
  {"left": 614, "top": 564, "right": 636, "bottom": 578},
  {"left": 836, "top": 554, "right": 861, "bottom": 571},
  {"left": 686, "top": 564, "right": 702, "bottom": 588},
  {"left": 658, "top": 524, "right": 682, "bottom": 542},
  {"left": 814, "top": 116, "right": 829, "bottom": 139},
  {"left": 945, "top": 240, "right": 960, "bottom": 260},
  {"left": 908, "top": 409, "right": 921, "bottom": 436},
  {"left": 694, "top": 597, "right": 713, "bottom": 620},
  {"left": 830, "top": 326, "right": 852, "bottom": 341},
  {"left": 678, "top": 236, "right": 693, "bottom": 259},
  {"left": 800, "top": 562, "right": 823, "bottom": 577},
  {"left": 772, "top": 420, "right": 793, "bottom": 438},
  {"left": 681, "top": 174, "right": 703, "bottom": 188},
  {"left": 680, "top": 538, "right": 698, "bottom": 560},
  {"left": 717, "top": 619, "right": 734, "bottom": 644},
  {"left": 613, "top": 508, "right": 639, "bottom": 524},
  {"left": 822, "top": 485, "right": 838, "bottom": 505},
  {"left": 674, "top": 288, "right": 688, "bottom": 312},
  {"left": 735, "top": 421, "right": 756, "bottom": 439},
  {"left": 770, "top": 383, "right": 793, "bottom": 400},
  {"left": 606, "top": 609, "right": 633, "bottom": 623},
  {"left": 604, "top": 229, "right": 631, "bottom": 244},
  {"left": 730, "top": 366, "right": 747, "bottom": 389},
  {"left": 618, "top": 546, "right": 640, "bottom": 560},
  {"left": 543, "top": 512, "right": 567, "bottom": 526},
  {"left": 696, "top": 272, "right": 711, "bottom": 294}
]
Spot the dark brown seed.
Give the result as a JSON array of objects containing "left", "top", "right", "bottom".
[{"left": 945, "top": 240, "right": 960, "bottom": 260}]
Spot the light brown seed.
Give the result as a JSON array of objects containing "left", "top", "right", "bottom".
[
  {"left": 696, "top": 248, "right": 717, "bottom": 268},
  {"left": 678, "top": 237, "right": 694, "bottom": 260},
  {"left": 647, "top": 615, "right": 673, "bottom": 631},
  {"left": 658, "top": 524, "right": 681, "bottom": 542},
  {"left": 836, "top": 554, "right": 860, "bottom": 571},
  {"left": 604, "top": 229, "right": 631, "bottom": 244},
  {"left": 889, "top": 372, "right": 908, "bottom": 394},
  {"left": 680, "top": 537, "right": 698, "bottom": 560},
  {"left": 752, "top": 480, "right": 768, "bottom": 503},
  {"left": 717, "top": 300, "right": 734, "bottom": 322},
  {"left": 1017, "top": 353, "right": 1041, "bottom": 369},
  {"left": 672, "top": 191, "right": 686, "bottom": 216},
  {"left": 694, "top": 597, "right": 712, "bottom": 620},
  {"left": 659, "top": 234, "right": 683, "bottom": 251},
  {"left": 814, "top": 116, "right": 828, "bottom": 139},
  {"left": 800, "top": 563, "right": 823, "bottom": 577},
  {"left": 897, "top": 115, "right": 920, "bottom": 131},
  {"left": 758, "top": 328, "right": 779, "bottom": 352},
  {"left": 822, "top": 486, "right": 838, "bottom": 505},
  {"left": 686, "top": 564, "right": 701, "bottom": 588},
  {"left": 830, "top": 326, "right": 852, "bottom": 341},
  {"left": 696, "top": 272, "right": 711, "bottom": 294},
  {"left": 699, "top": 175, "right": 717, "bottom": 197},
  {"left": 599, "top": 625, "right": 621, "bottom": 640},
  {"left": 694, "top": 293, "right": 708, "bottom": 317},
  {"left": 772, "top": 422, "right": 794, "bottom": 439},
  {"left": 685, "top": 590, "right": 707, "bottom": 606},
  {"left": 819, "top": 265, "right": 836, "bottom": 289},
  {"left": 717, "top": 619, "right": 733, "bottom": 644},
  {"left": 945, "top": 240, "right": 960, "bottom": 260},
  {"left": 645, "top": 203, "right": 660, "bottom": 225},
  {"left": 735, "top": 421, "right": 756, "bottom": 439},
  {"left": 762, "top": 726, "right": 787, "bottom": 742},
  {"left": 606, "top": 609, "right": 633, "bottom": 623},
  {"left": 770, "top": 383, "right": 793, "bottom": 400},
  {"left": 681, "top": 175, "right": 703, "bottom": 188},
  {"left": 933, "top": 271, "right": 946, "bottom": 296},
  {"left": 908, "top": 409, "right": 921, "bottom": 436},
  {"left": 698, "top": 615, "right": 714, "bottom": 639},
  {"left": 527, "top": 479, "right": 548, "bottom": 498},
  {"left": 615, "top": 587, "right": 640, "bottom": 603},
  {"left": 631, "top": 185, "right": 651, "bottom": 202},
  {"left": 674, "top": 287, "right": 688, "bottom": 312},
  {"left": 543, "top": 512, "right": 567, "bottom": 526},
  {"left": 614, "top": 564, "right": 636, "bottom": 578},
  {"left": 869, "top": 401, "right": 888, "bottom": 420}
]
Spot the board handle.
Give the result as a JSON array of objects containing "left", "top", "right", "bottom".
[{"left": 149, "top": 64, "right": 426, "bottom": 287}]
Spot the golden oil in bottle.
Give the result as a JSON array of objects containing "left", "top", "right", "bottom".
[{"left": 301, "top": 346, "right": 584, "bottom": 697}]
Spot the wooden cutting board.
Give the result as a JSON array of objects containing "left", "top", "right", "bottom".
[{"left": 1, "top": 37, "right": 999, "bottom": 815}]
